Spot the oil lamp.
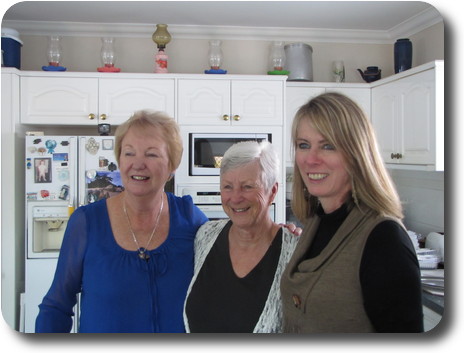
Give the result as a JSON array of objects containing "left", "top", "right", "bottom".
[
  {"left": 97, "top": 37, "right": 120, "bottom": 72},
  {"left": 205, "top": 40, "right": 227, "bottom": 74},
  {"left": 152, "top": 24, "right": 171, "bottom": 73},
  {"left": 42, "top": 35, "right": 66, "bottom": 71},
  {"left": 267, "top": 41, "right": 288, "bottom": 75}
]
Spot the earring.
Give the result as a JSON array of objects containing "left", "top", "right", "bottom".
[
  {"left": 351, "top": 180, "right": 359, "bottom": 207},
  {"left": 303, "top": 187, "right": 310, "bottom": 201}
]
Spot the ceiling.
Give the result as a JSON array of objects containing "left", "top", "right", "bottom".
[{"left": 1, "top": 1, "right": 443, "bottom": 42}]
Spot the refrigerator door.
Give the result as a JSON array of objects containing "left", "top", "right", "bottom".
[
  {"left": 78, "top": 136, "right": 123, "bottom": 207},
  {"left": 25, "top": 136, "right": 77, "bottom": 203}
]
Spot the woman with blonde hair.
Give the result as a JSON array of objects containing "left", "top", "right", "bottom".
[{"left": 281, "top": 92, "right": 423, "bottom": 332}]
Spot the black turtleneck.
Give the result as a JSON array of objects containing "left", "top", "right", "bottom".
[{"left": 305, "top": 203, "right": 424, "bottom": 333}]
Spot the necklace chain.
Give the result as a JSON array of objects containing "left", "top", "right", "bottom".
[{"left": 123, "top": 194, "right": 164, "bottom": 261}]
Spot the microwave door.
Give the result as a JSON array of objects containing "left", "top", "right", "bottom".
[{"left": 190, "top": 133, "right": 270, "bottom": 176}]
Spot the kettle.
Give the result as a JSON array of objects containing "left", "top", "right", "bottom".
[{"left": 357, "top": 66, "right": 381, "bottom": 83}]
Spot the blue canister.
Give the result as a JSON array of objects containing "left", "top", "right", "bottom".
[
  {"left": 394, "top": 38, "right": 412, "bottom": 73},
  {"left": 1, "top": 28, "right": 23, "bottom": 69}
]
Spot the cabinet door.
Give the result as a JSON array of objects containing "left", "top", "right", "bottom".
[
  {"left": 231, "top": 80, "right": 283, "bottom": 126},
  {"left": 400, "top": 69, "right": 436, "bottom": 165},
  {"left": 285, "top": 86, "right": 325, "bottom": 165},
  {"left": 371, "top": 84, "right": 399, "bottom": 163},
  {"left": 178, "top": 79, "right": 230, "bottom": 125},
  {"left": 326, "top": 87, "right": 371, "bottom": 119},
  {"left": 98, "top": 78, "right": 175, "bottom": 125},
  {"left": 21, "top": 77, "right": 99, "bottom": 125}
]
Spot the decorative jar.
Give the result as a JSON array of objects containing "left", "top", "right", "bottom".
[{"left": 394, "top": 38, "right": 412, "bottom": 73}]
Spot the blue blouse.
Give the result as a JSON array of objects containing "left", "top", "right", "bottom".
[{"left": 35, "top": 193, "right": 208, "bottom": 333}]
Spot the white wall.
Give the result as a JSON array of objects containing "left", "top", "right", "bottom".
[
  {"left": 390, "top": 170, "right": 444, "bottom": 236},
  {"left": 18, "top": 21, "right": 444, "bottom": 82}
]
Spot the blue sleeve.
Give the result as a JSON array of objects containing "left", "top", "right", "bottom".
[
  {"left": 176, "top": 194, "right": 208, "bottom": 231},
  {"left": 35, "top": 206, "right": 89, "bottom": 333}
]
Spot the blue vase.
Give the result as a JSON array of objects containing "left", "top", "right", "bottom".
[{"left": 394, "top": 38, "right": 412, "bottom": 73}]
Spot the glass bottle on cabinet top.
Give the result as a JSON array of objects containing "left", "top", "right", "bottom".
[
  {"left": 42, "top": 36, "right": 66, "bottom": 71},
  {"left": 98, "top": 37, "right": 120, "bottom": 72},
  {"left": 268, "top": 41, "right": 288, "bottom": 75},
  {"left": 205, "top": 40, "right": 227, "bottom": 74}
]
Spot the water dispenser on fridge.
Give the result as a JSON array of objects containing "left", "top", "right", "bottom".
[{"left": 27, "top": 201, "right": 68, "bottom": 259}]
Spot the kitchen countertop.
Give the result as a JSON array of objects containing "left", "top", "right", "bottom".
[{"left": 421, "top": 269, "right": 444, "bottom": 315}]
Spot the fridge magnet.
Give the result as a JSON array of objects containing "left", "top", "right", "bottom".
[
  {"left": 57, "top": 168, "right": 69, "bottom": 182},
  {"left": 59, "top": 185, "right": 70, "bottom": 200},
  {"left": 108, "top": 162, "right": 118, "bottom": 172},
  {"left": 27, "top": 192, "right": 38, "bottom": 201},
  {"left": 99, "top": 157, "right": 109, "bottom": 169},
  {"left": 45, "top": 139, "right": 57, "bottom": 153},
  {"left": 34, "top": 158, "right": 52, "bottom": 183},
  {"left": 102, "top": 139, "right": 114, "bottom": 150},
  {"left": 53, "top": 153, "right": 69, "bottom": 162},
  {"left": 86, "top": 171, "right": 124, "bottom": 202},
  {"left": 86, "top": 137, "right": 100, "bottom": 155},
  {"left": 37, "top": 147, "right": 47, "bottom": 155}
]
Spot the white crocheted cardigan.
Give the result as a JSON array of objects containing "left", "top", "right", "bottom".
[{"left": 183, "top": 219, "right": 299, "bottom": 333}]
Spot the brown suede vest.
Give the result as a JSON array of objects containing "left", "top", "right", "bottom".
[{"left": 281, "top": 203, "right": 400, "bottom": 333}]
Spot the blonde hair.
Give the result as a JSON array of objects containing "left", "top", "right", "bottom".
[
  {"left": 114, "top": 110, "right": 183, "bottom": 173},
  {"left": 291, "top": 92, "right": 403, "bottom": 221}
]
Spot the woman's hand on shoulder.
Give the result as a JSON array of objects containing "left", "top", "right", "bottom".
[{"left": 280, "top": 223, "right": 302, "bottom": 236}]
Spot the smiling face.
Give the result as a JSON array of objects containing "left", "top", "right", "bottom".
[
  {"left": 220, "top": 160, "right": 277, "bottom": 229},
  {"left": 119, "top": 126, "right": 172, "bottom": 198},
  {"left": 295, "top": 120, "right": 352, "bottom": 214}
]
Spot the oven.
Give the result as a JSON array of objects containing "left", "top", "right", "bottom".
[
  {"left": 189, "top": 132, "right": 271, "bottom": 176},
  {"left": 179, "top": 185, "right": 276, "bottom": 221}
]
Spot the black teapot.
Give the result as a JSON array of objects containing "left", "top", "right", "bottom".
[{"left": 357, "top": 66, "right": 381, "bottom": 83}]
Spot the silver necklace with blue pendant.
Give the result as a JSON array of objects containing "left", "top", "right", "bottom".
[{"left": 123, "top": 194, "right": 164, "bottom": 261}]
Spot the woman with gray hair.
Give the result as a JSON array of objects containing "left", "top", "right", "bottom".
[{"left": 184, "top": 141, "right": 299, "bottom": 333}]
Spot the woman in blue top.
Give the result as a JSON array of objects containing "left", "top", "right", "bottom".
[{"left": 35, "top": 110, "right": 208, "bottom": 333}]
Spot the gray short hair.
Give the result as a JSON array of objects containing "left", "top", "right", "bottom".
[{"left": 220, "top": 140, "right": 279, "bottom": 189}]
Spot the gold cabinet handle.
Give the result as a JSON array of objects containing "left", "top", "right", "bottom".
[
  {"left": 390, "top": 153, "right": 403, "bottom": 159},
  {"left": 397, "top": 153, "right": 403, "bottom": 159},
  {"left": 222, "top": 114, "right": 230, "bottom": 121},
  {"left": 391, "top": 153, "right": 396, "bottom": 159},
  {"left": 88, "top": 113, "right": 96, "bottom": 120},
  {"left": 233, "top": 114, "right": 241, "bottom": 121},
  {"left": 100, "top": 114, "right": 107, "bottom": 121}
]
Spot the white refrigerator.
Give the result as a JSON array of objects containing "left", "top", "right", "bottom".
[{"left": 22, "top": 135, "right": 122, "bottom": 332}]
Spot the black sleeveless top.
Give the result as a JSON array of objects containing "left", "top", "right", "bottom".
[{"left": 186, "top": 221, "right": 283, "bottom": 332}]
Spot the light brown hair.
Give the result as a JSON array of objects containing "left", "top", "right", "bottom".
[
  {"left": 114, "top": 110, "right": 183, "bottom": 174},
  {"left": 291, "top": 92, "right": 403, "bottom": 221}
]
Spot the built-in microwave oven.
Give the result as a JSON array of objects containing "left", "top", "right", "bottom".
[{"left": 189, "top": 133, "right": 271, "bottom": 176}]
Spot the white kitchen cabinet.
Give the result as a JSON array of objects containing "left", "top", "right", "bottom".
[
  {"left": 285, "top": 86, "right": 325, "bottom": 165},
  {"left": 21, "top": 76, "right": 99, "bottom": 125},
  {"left": 178, "top": 78, "right": 284, "bottom": 126},
  {"left": 325, "top": 87, "right": 371, "bottom": 118},
  {"left": 98, "top": 78, "right": 175, "bottom": 124},
  {"left": 285, "top": 83, "right": 370, "bottom": 166},
  {"left": 20, "top": 75, "right": 175, "bottom": 126},
  {"left": 371, "top": 62, "right": 443, "bottom": 171}
]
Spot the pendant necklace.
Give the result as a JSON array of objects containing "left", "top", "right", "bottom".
[{"left": 123, "top": 194, "right": 164, "bottom": 261}]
